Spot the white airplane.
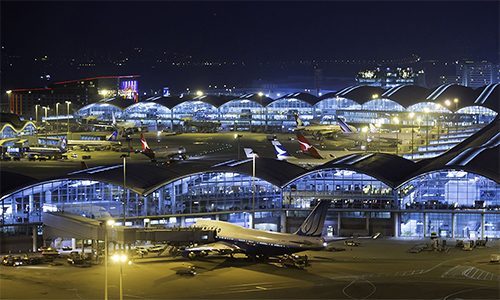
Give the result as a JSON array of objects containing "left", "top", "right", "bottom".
[
  {"left": 243, "top": 148, "right": 259, "bottom": 158},
  {"left": 293, "top": 113, "right": 357, "bottom": 139},
  {"left": 139, "top": 133, "right": 187, "bottom": 162},
  {"left": 182, "top": 200, "right": 330, "bottom": 259},
  {"left": 93, "top": 113, "right": 142, "bottom": 137},
  {"left": 66, "top": 131, "right": 121, "bottom": 148},
  {"left": 26, "top": 139, "right": 67, "bottom": 159}
]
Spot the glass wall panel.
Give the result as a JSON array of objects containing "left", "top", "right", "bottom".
[
  {"left": 426, "top": 212, "right": 452, "bottom": 238},
  {"left": 400, "top": 212, "right": 424, "bottom": 236},
  {"left": 484, "top": 214, "right": 500, "bottom": 238},
  {"left": 283, "top": 169, "right": 394, "bottom": 210},
  {"left": 399, "top": 171, "right": 500, "bottom": 211},
  {"left": 455, "top": 213, "right": 482, "bottom": 239}
]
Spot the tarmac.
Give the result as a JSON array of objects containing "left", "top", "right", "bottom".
[{"left": 1, "top": 237, "right": 499, "bottom": 299}]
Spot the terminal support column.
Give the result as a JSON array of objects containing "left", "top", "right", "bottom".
[
  {"left": 452, "top": 213, "right": 456, "bottom": 238},
  {"left": 337, "top": 213, "right": 341, "bottom": 237},
  {"left": 280, "top": 211, "right": 286, "bottom": 233},
  {"left": 481, "top": 213, "right": 484, "bottom": 240}
]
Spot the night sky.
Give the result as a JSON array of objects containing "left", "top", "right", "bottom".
[{"left": 1, "top": 1, "right": 499, "bottom": 93}]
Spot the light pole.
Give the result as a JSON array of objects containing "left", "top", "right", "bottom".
[
  {"left": 56, "top": 103, "right": 61, "bottom": 134},
  {"left": 453, "top": 98, "right": 459, "bottom": 134},
  {"left": 393, "top": 117, "right": 399, "bottom": 156},
  {"left": 123, "top": 156, "right": 127, "bottom": 226},
  {"left": 42, "top": 106, "right": 49, "bottom": 145},
  {"left": 375, "top": 122, "right": 381, "bottom": 152},
  {"left": 111, "top": 253, "right": 130, "bottom": 300},
  {"left": 423, "top": 107, "right": 429, "bottom": 153},
  {"left": 409, "top": 112, "right": 415, "bottom": 159},
  {"left": 65, "top": 101, "right": 71, "bottom": 138},
  {"left": 361, "top": 126, "right": 368, "bottom": 152},
  {"left": 251, "top": 151, "right": 258, "bottom": 229},
  {"left": 104, "top": 219, "right": 115, "bottom": 300},
  {"left": 234, "top": 134, "right": 242, "bottom": 160},
  {"left": 35, "top": 104, "right": 40, "bottom": 124}
]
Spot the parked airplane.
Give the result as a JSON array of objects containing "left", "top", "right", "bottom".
[
  {"left": 182, "top": 200, "right": 330, "bottom": 259},
  {"left": 139, "top": 133, "right": 187, "bottom": 162},
  {"left": 66, "top": 131, "right": 121, "bottom": 148},
  {"left": 271, "top": 140, "right": 295, "bottom": 160},
  {"left": 243, "top": 148, "right": 259, "bottom": 158},
  {"left": 93, "top": 113, "right": 143, "bottom": 137},
  {"left": 26, "top": 139, "right": 67, "bottom": 159},
  {"left": 293, "top": 113, "right": 357, "bottom": 139},
  {"left": 296, "top": 134, "right": 338, "bottom": 160}
]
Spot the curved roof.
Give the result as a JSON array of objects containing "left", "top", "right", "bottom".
[
  {"left": 307, "top": 153, "right": 420, "bottom": 188},
  {"left": 473, "top": 83, "right": 499, "bottom": 112},
  {"left": 382, "top": 85, "right": 431, "bottom": 107},
  {"left": 74, "top": 83, "right": 498, "bottom": 114},
  {"left": 335, "top": 86, "right": 386, "bottom": 104},
  {"left": 237, "top": 94, "right": 274, "bottom": 107},
  {"left": 410, "top": 115, "right": 500, "bottom": 185},
  {"left": 277, "top": 92, "right": 319, "bottom": 106},
  {"left": 0, "top": 113, "right": 36, "bottom": 133},
  {"left": 0, "top": 171, "right": 38, "bottom": 195}
]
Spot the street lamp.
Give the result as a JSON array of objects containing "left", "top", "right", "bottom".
[
  {"left": 65, "top": 101, "right": 71, "bottom": 138},
  {"left": 35, "top": 104, "right": 40, "bottom": 124},
  {"left": 361, "top": 126, "right": 368, "bottom": 152},
  {"left": 104, "top": 219, "right": 115, "bottom": 300},
  {"left": 123, "top": 156, "right": 127, "bottom": 226},
  {"left": 42, "top": 106, "right": 49, "bottom": 145},
  {"left": 111, "top": 253, "right": 131, "bottom": 300},
  {"left": 423, "top": 107, "right": 429, "bottom": 153},
  {"left": 56, "top": 103, "right": 61, "bottom": 134},
  {"left": 409, "top": 112, "right": 415, "bottom": 159},
  {"left": 375, "top": 122, "right": 381, "bottom": 152},
  {"left": 251, "top": 150, "right": 258, "bottom": 229},
  {"left": 393, "top": 117, "right": 399, "bottom": 156},
  {"left": 453, "top": 98, "right": 459, "bottom": 133},
  {"left": 234, "top": 134, "right": 242, "bottom": 160}
]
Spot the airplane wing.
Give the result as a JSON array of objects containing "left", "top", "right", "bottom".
[{"left": 182, "top": 241, "right": 243, "bottom": 257}]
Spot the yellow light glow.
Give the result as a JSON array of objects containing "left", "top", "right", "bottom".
[{"left": 196, "top": 91, "right": 203, "bottom": 96}]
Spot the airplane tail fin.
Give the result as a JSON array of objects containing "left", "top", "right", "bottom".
[
  {"left": 81, "top": 161, "right": 88, "bottom": 170},
  {"left": 60, "top": 139, "right": 67, "bottom": 152},
  {"left": 293, "top": 113, "right": 303, "bottom": 127},
  {"left": 296, "top": 134, "right": 323, "bottom": 159},
  {"left": 294, "top": 200, "right": 330, "bottom": 237},
  {"left": 107, "top": 131, "right": 118, "bottom": 141},
  {"left": 271, "top": 140, "right": 294, "bottom": 160},
  {"left": 337, "top": 117, "right": 354, "bottom": 133},
  {"left": 140, "top": 133, "right": 150, "bottom": 151},
  {"left": 244, "top": 148, "right": 258, "bottom": 158},
  {"left": 369, "top": 124, "right": 378, "bottom": 133}
]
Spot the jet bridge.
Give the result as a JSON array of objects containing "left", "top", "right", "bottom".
[{"left": 42, "top": 212, "right": 217, "bottom": 245}]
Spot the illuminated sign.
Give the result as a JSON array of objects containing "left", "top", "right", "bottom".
[{"left": 120, "top": 80, "right": 138, "bottom": 99}]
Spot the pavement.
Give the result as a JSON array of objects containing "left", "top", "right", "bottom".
[{"left": 1, "top": 237, "right": 499, "bottom": 299}]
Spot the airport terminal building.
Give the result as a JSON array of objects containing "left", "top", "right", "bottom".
[{"left": 1, "top": 117, "right": 498, "bottom": 250}]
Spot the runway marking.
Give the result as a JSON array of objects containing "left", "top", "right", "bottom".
[{"left": 442, "top": 265, "right": 500, "bottom": 281}]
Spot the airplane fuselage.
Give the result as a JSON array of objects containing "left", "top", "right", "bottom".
[{"left": 196, "top": 220, "right": 325, "bottom": 256}]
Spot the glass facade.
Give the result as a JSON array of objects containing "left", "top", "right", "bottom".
[
  {"left": 77, "top": 103, "right": 123, "bottom": 120},
  {"left": 1, "top": 168, "right": 499, "bottom": 238}
]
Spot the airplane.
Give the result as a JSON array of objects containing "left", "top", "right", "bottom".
[
  {"left": 139, "top": 133, "right": 187, "bottom": 162},
  {"left": 66, "top": 131, "right": 121, "bottom": 149},
  {"left": 296, "top": 133, "right": 339, "bottom": 160},
  {"left": 25, "top": 139, "right": 67, "bottom": 159},
  {"left": 93, "top": 113, "right": 143, "bottom": 137},
  {"left": 182, "top": 200, "right": 330, "bottom": 259},
  {"left": 271, "top": 140, "right": 295, "bottom": 161},
  {"left": 243, "top": 148, "right": 259, "bottom": 158},
  {"left": 293, "top": 113, "right": 357, "bottom": 139}
]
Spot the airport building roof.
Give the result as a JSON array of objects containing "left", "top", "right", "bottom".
[{"left": 81, "top": 83, "right": 499, "bottom": 114}]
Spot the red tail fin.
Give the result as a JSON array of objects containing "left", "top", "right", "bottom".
[
  {"left": 296, "top": 134, "right": 323, "bottom": 159},
  {"left": 140, "top": 133, "right": 149, "bottom": 151},
  {"left": 81, "top": 161, "right": 88, "bottom": 170}
]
